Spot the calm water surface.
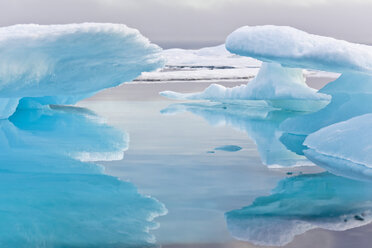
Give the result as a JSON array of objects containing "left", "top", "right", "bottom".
[{"left": 78, "top": 82, "right": 372, "bottom": 248}]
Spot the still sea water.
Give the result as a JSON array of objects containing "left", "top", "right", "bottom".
[
  {"left": 79, "top": 82, "right": 372, "bottom": 248},
  {"left": 1, "top": 81, "right": 371, "bottom": 247}
]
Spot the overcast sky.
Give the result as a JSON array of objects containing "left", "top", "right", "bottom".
[{"left": 1, "top": 0, "right": 371, "bottom": 48}]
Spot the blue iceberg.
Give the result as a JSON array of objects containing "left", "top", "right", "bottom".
[
  {"left": 226, "top": 172, "right": 372, "bottom": 246},
  {"left": 0, "top": 106, "right": 166, "bottom": 247},
  {"left": 304, "top": 114, "right": 372, "bottom": 182},
  {"left": 0, "top": 23, "right": 164, "bottom": 119},
  {"left": 281, "top": 73, "right": 372, "bottom": 135}
]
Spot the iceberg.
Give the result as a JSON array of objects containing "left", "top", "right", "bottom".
[
  {"left": 0, "top": 106, "right": 166, "bottom": 247},
  {"left": 159, "top": 25, "right": 372, "bottom": 178},
  {"left": 225, "top": 25, "right": 372, "bottom": 74},
  {"left": 226, "top": 172, "right": 372, "bottom": 246},
  {"left": 161, "top": 101, "right": 313, "bottom": 167},
  {"left": 160, "top": 26, "right": 360, "bottom": 111},
  {"left": 281, "top": 73, "right": 372, "bottom": 135},
  {"left": 304, "top": 114, "right": 372, "bottom": 181},
  {"left": 160, "top": 62, "right": 330, "bottom": 111},
  {"left": 0, "top": 23, "right": 164, "bottom": 119}
]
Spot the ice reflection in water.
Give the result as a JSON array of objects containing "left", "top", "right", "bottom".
[
  {"left": 226, "top": 172, "right": 372, "bottom": 246},
  {"left": 161, "top": 100, "right": 372, "bottom": 246},
  {"left": 0, "top": 106, "right": 166, "bottom": 247},
  {"left": 161, "top": 101, "right": 312, "bottom": 167}
]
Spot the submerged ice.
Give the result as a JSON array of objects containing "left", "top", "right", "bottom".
[
  {"left": 226, "top": 173, "right": 372, "bottom": 246},
  {"left": 0, "top": 107, "right": 166, "bottom": 247},
  {"left": 0, "top": 23, "right": 164, "bottom": 119}
]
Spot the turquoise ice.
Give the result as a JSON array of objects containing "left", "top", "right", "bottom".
[
  {"left": 226, "top": 172, "right": 372, "bottom": 246},
  {"left": 0, "top": 106, "right": 166, "bottom": 247}
]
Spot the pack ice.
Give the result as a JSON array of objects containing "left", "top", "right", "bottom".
[{"left": 0, "top": 23, "right": 164, "bottom": 119}]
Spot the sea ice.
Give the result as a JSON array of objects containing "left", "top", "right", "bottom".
[
  {"left": 226, "top": 25, "right": 372, "bottom": 74},
  {"left": 226, "top": 172, "right": 372, "bottom": 246},
  {"left": 160, "top": 62, "right": 330, "bottom": 111},
  {"left": 303, "top": 114, "right": 372, "bottom": 181},
  {"left": 160, "top": 26, "right": 358, "bottom": 111},
  {"left": 281, "top": 73, "right": 372, "bottom": 135},
  {"left": 0, "top": 23, "right": 164, "bottom": 119},
  {"left": 136, "top": 44, "right": 261, "bottom": 83}
]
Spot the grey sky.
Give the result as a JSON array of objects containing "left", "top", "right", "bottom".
[{"left": 0, "top": 0, "right": 371, "bottom": 48}]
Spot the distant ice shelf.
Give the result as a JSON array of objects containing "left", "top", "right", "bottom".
[{"left": 135, "top": 44, "right": 337, "bottom": 84}]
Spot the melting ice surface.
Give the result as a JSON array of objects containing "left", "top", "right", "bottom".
[
  {"left": 0, "top": 106, "right": 166, "bottom": 247},
  {"left": 0, "top": 23, "right": 164, "bottom": 119},
  {"left": 226, "top": 172, "right": 372, "bottom": 246}
]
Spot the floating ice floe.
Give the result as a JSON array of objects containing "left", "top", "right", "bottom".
[
  {"left": 161, "top": 62, "right": 330, "bottom": 111},
  {"left": 303, "top": 114, "right": 372, "bottom": 181},
  {"left": 281, "top": 73, "right": 372, "bottom": 135},
  {"left": 0, "top": 106, "right": 166, "bottom": 246},
  {"left": 226, "top": 172, "right": 372, "bottom": 246},
  {"left": 0, "top": 23, "right": 164, "bottom": 119}
]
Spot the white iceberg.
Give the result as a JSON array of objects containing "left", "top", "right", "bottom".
[
  {"left": 0, "top": 23, "right": 164, "bottom": 119},
  {"left": 160, "top": 26, "right": 353, "bottom": 111},
  {"left": 226, "top": 25, "right": 372, "bottom": 74},
  {"left": 161, "top": 44, "right": 260, "bottom": 69},
  {"left": 161, "top": 62, "right": 330, "bottom": 111}
]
